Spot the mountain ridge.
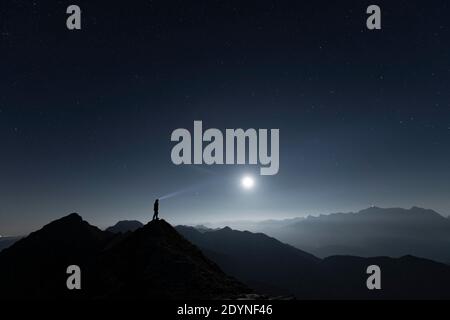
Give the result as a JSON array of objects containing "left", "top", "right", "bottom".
[
  {"left": 177, "top": 223, "right": 450, "bottom": 299},
  {"left": 0, "top": 214, "right": 249, "bottom": 299},
  {"left": 206, "top": 207, "right": 450, "bottom": 264}
]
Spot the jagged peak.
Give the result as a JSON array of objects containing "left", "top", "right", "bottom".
[
  {"left": 63, "top": 212, "right": 82, "bottom": 220},
  {"left": 40, "top": 212, "right": 85, "bottom": 230}
]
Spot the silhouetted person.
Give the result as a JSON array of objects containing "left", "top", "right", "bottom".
[{"left": 153, "top": 199, "right": 159, "bottom": 220}]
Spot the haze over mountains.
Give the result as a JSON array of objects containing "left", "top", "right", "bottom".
[
  {"left": 175, "top": 225, "right": 321, "bottom": 297},
  {"left": 205, "top": 207, "right": 450, "bottom": 264},
  {"left": 174, "top": 224, "right": 450, "bottom": 299},
  {"left": 3, "top": 207, "right": 448, "bottom": 264},
  {"left": 2, "top": 207, "right": 450, "bottom": 299}
]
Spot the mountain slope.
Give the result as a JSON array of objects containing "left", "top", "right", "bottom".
[
  {"left": 0, "top": 236, "right": 22, "bottom": 252},
  {"left": 176, "top": 225, "right": 322, "bottom": 297},
  {"left": 0, "top": 213, "right": 114, "bottom": 299},
  {"left": 239, "top": 207, "right": 450, "bottom": 263},
  {"left": 3, "top": 212, "right": 450, "bottom": 299},
  {"left": 97, "top": 220, "right": 249, "bottom": 299},
  {"left": 0, "top": 214, "right": 249, "bottom": 299},
  {"left": 321, "top": 255, "right": 450, "bottom": 299},
  {"left": 177, "top": 224, "right": 450, "bottom": 299}
]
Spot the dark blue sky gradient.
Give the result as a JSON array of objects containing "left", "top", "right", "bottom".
[{"left": 1, "top": 0, "right": 450, "bottom": 235}]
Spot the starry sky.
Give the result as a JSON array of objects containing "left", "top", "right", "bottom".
[{"left": 1, "top": 0, "right": 450, "bottom": 236}]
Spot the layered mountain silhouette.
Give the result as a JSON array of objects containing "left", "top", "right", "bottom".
[
  {"left": 95, "top": 219, "right": 248, "bottom": 299},
  {"left": 2, "top": 210, "right": 450, "bottom": 299},
  {"left": 221, "top": 207, "right": 450, "bottom": 264},
  {"left": 176, "top": 224, "right": 450, "bottom": 299},
  {"left": 0, "top": 214, "right": 248, "bottom": 299},
  {"left": 176, "top": 225, "right": 321, "bottom": 296},
  {"left": 5, "top": 206, "right": 449, "bottom": 263}
]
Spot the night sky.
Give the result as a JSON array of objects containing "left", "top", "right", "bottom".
[{"left": 1, "top": 0, "right": 450, "bottom": 236}]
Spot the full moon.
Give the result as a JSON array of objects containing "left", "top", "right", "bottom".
[{"left": 241, "top": 176, "right": 255, "bottom": 189}]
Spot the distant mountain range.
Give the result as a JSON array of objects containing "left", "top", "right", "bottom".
[
  {"left": 0, "top": 214, "right": 248, "bottom": 299},
  {"left": 210, "top": 207, "right": 450, "bottom": 264},
  {"left": 175, "top": 224, "right": 450, "bottom": 299},
  {"left": 176, "top": 225, "right": 320, "bottom": 297},
  {"left": 4, "top": 207, "right": 449, "bottom": 263},
  {"left": 2, "top": 208, "right": 450, "bottom": 299}
]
